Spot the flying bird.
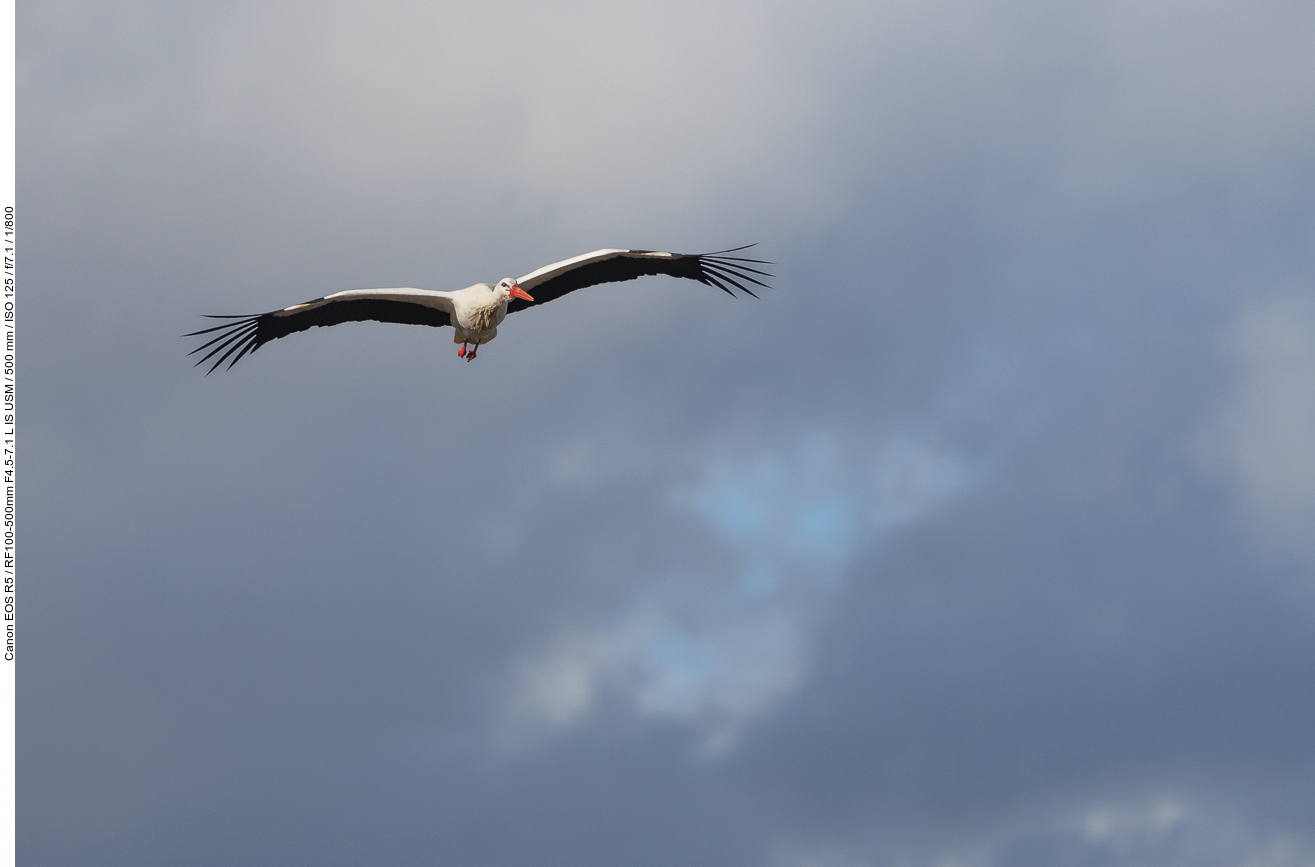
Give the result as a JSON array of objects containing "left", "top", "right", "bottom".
[{"left": 187, "top": 246, "right": 770, "bottom": 372}]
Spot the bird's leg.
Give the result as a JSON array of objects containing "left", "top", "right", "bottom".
[
  {"left": 467, "top": 341, "right": 479, "bottom": 361},
  {"left": 458, "top": 342, "right": 468, "bottom": 358}
]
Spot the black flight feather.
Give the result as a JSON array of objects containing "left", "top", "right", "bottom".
[
  {"left": 185, "top": 298, "right": 452, "bottom": 374},
  {"left": 506, "top": 247, "right": 771, "bottom": 314}
]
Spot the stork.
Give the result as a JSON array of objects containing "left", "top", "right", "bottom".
[{"left": 187, "top": 246, "right": 769, "bottom": 372}]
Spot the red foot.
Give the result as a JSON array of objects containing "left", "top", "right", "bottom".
[{"left": 458, "top": 345, "right": 467, "bottom": 357}]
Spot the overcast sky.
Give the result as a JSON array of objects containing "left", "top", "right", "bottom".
[{"left": 19, "top": 1, "right": 1315, "bottom": 864}]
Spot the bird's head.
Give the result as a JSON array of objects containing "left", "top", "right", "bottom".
[{"left": 496, "top": 278, "right": 534, "bottom": 302}]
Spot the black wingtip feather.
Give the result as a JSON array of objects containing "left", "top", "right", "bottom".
[
  {"left": 193, "top": 327, "right": 255, "bottom": 370},
  {"left": 184, "top": 316, "right": 257, "bottom": 338},
  {"left": 711, "top": 260, "right": 773, "bottom": 278},
  {"left": 699, "top": 254, "right": 770, "bottom": 297},
  {"left": 187, "top": 321, "right": 256, "bottom": 356},
  {"left": 701, "top": 271, "right": 737, "bottom": 297},
  {"left": 706, "top": 244, "right": 761, "bottom": 256},
  {"left": 207, "top": 329, "right": 257, "bottom": 374},
  {"left": 226, "top": 339, "right": 258, "bottom": 370}
]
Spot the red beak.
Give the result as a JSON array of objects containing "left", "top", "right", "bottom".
[{"left": 510, "top": 284, "right": 534, "bottom": 302}]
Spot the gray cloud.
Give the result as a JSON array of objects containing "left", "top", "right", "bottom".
[{"left": 19, "top": 0, "right": 1315, "bottom": 864}]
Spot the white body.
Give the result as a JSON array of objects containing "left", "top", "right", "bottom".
[{"left": 444, "top": 283, "right": 511, "bottom": 345}]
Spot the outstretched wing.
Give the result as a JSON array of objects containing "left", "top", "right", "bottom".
[
  {"left": 507, "top": 246, "right": 770, "bottom": 314},
  {"left": 186, "top": 288, "right": 454, "bottom": 374}
]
